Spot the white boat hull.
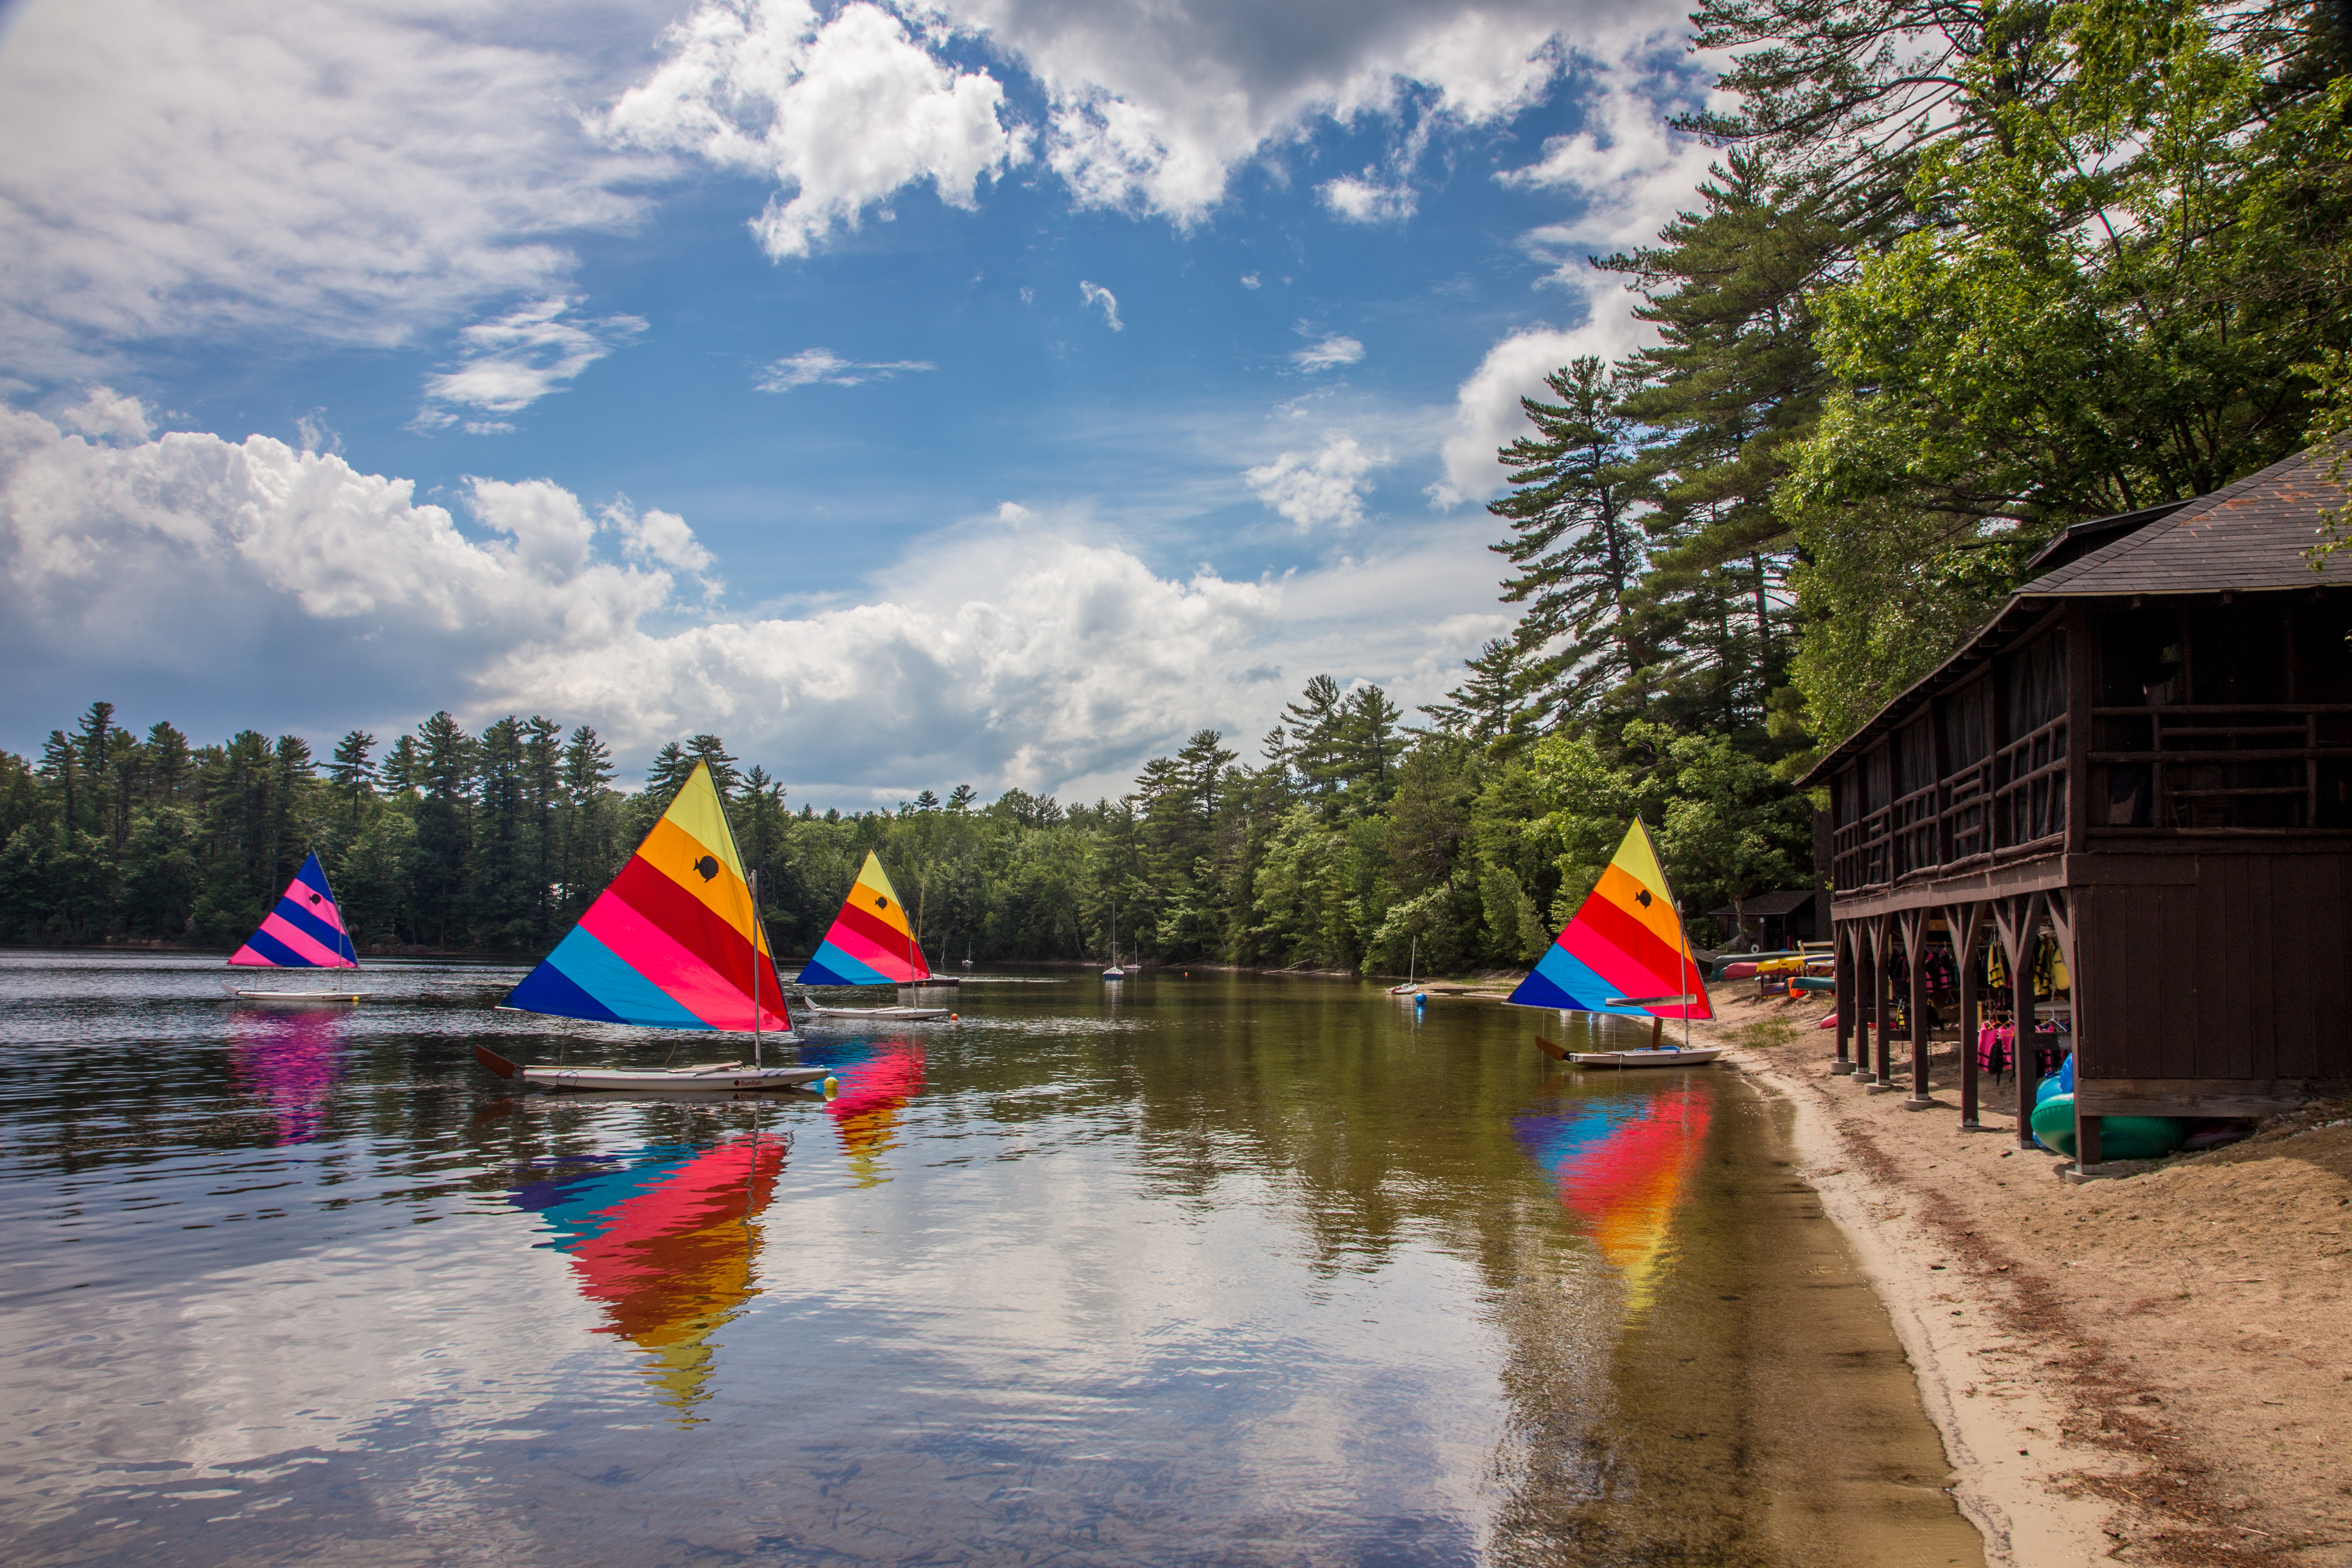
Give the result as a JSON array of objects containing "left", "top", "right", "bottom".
[
  {"left": 1568, "top": 1048, "right": 1725, "bottom": 1069},
  {"left": 803, "top": 1005, "right": 951, "bottom": 1021},
  {"left": 474, "top": 1045, "right": 826, "bottom": 1093},
  {"left": 228, "top": 988, "right": 369, "bottom": 1003}
]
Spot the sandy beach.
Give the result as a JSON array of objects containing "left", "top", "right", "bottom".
[{"left": 1675, "top": 982, "right": 2352, "bottom": 1567}]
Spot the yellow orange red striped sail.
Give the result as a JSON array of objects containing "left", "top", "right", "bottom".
[
  {"left": 797, "top": 850, "right": 930, "bottom": 986},
  {"left": 502, "top": 760, "right": 788, "bottom": 1031},
  {"left": 1508, "top": 817, "right": 1711, "bottom": 1021}
]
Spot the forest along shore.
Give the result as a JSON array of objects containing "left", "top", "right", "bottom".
[{"left": 1684, "top": 982, "right": 2352, "bottom": 1568}]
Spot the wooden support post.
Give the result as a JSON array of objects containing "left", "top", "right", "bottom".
[
  {"left": 1899, "top": 906, "right": 1931, "bottom": 1104},
  {"left": 2049, "top": 889, "right": 2099, "bottom": 1168},
  {"left": 1946, "top": 901, "right": 1988, "bottom": 1130},
  {"left": 1833, "top": 921, "right": 1855, "bottom": 1074},
  {"left": 2014, "top": 892, "right": 2047, "bottom": 1150},
  {"left": 1873, "top": 916, "right": 1895, "bottom": 1088}
]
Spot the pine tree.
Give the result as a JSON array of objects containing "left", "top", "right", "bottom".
[
  {"left": 329, "top": 731, "right": 376, "bottom": 821},
  {"left": 1486, "top": 358, "right": 1654, "bottom": 728}
]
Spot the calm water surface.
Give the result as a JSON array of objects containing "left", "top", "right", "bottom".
[{"left": 0, "top": 955, "right": 1979, "bottom": 1566}]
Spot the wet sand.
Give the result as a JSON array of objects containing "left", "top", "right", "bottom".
[{"left": 1702, "top": 984, "right": 2352, "bottom": 1568}]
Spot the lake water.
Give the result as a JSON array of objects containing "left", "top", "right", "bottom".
[{"left": 0, "top": 954, "right": 1980, "bottom": 1567}]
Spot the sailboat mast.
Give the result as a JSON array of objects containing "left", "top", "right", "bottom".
[{"left": 750, "top": 868, "right": 762, "bottom": 1069}]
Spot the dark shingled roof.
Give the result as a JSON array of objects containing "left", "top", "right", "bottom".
[
  {"left": 1797, "top": 447, "right": 2350, "bottom": 787},
  {"left": 1708, "top": 888, "right": 1818, "bottom": 920},
  {"left": 2017, "top": 450, "right": 2347, "bottom": 598}
]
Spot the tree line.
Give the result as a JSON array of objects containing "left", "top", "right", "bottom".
[
  {"left": 5, "top": 0, "right": 2345, "bottom": 973},
  {"left": 0, "top": 684, "right": 1809, "bottom": 971}
]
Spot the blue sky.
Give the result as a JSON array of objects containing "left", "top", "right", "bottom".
[{"left": 0, "top": 0, "right": 1716, "bottom": 807}]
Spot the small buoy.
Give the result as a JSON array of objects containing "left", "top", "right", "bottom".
[
  {"left": 822, "top": 1075, "right": 839, "bottom": 1098},
  {"left": 949, "top": 1012, "right": 959, "bottom": 1021}
]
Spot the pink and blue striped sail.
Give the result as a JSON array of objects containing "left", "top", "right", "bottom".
[{"left": 229, "top": 852, "right": 359, "bottom": 969}]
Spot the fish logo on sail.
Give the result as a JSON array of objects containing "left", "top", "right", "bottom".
[
  {"left": 228, "top": 851, "right": 358, "bottom": 969},
  {"left": 1508, "top": 818, "right": 1711, "bottom": 1021},
  {"left": 797, "top": 851, "right": 930, "bottom": 986},
  {"left": 502, "top": 760, "right": 788, "bottom": 1032}
]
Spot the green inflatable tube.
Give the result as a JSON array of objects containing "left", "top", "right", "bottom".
[{"left": 2029, "top": 1093, "right": 2187, "bottom": 1160}]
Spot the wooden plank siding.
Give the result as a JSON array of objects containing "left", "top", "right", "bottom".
[{"left": 2071, "top": 850, "right": 2352, "bottom": 1093}]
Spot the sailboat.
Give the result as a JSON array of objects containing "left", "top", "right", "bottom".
[
  {"left": 793, "top": 851, "right": 951, "bottom": 1021},
  {"left": 1508, "top": 818, "right": 1720, "bottom": 1068},
  {"left": 223, "top": 851, "right": 370, "bottom": 1002},
  {"left": 1388, "top": 936, "right": 1419, "bottom": 995},
  {"left": 472, "top": 759, "right": 824, "bottom": 1092},
  {"left": 1102, "top": 900, "right": 1123, "bottom": 980}
]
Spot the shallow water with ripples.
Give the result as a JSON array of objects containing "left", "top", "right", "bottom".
[{"left": 0, "top": 953, "right": 1980, "bottom": 1566}]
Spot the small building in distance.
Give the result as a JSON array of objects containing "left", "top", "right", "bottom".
[
  {"left": 1801, "top": 448, "right": 2352, "bottom": 1165},
  {"left": 1706, "top": 888, "right": 1820, "bottom": 952}
]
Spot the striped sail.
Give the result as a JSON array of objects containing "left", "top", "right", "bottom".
[
  {"left": 503, "top": 760, "right": 789, "bottom": 1032},
  {"left": 796, "top": 850, "right": 929, "bottom": 986},
  {"left": 1507, "top": 818, "right": 1712, "bottom": 1021},
  {"left": 229, "top": 851, "right": 359, "bottom": 969}
]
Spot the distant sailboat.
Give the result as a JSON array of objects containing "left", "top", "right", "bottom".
[
  {"left": 1388, "top": 936, "right": 1419, "bottom": 995},
  {"left": 474, "top": 760, "right": 823, "bottom": 1092},
  {"left": 224, "top": 851, "right": 369, "bottom": 1002},
  {"left": 1509, "top": 818, "right": 1720, "bottom": 1068},
  {"left": 795, "top": 852, "right": 950, "bottom": 1020},
  {"left": 1102, "top": 900, "right": 1123, "bottom": 981}
]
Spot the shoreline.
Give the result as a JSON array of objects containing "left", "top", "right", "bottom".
[{"left": 1689, "top": 983, "right": 2352, "bottom": 1568}]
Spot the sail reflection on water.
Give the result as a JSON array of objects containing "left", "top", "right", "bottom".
[
  {"left": 1513, "top": 1085, "right": 1713, "bottom": 1312},
  {"left": 226, "top": 1007, "right": 348, "bottom": 1144},
  {"left": 822, "top": 1042, "right": 925, "bottom": 1187},
  {"left": 508, "top": 1130, "right": 787, "bottom": 1415}
]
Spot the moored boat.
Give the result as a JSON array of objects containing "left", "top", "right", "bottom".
[
  {"left": 225, "top": 851, "right": 372, "bottom": 1001},
  {"left": 483, "top": 759, "right": 804, "bottom": 1092},
  {"left": 1508, "top": 818, "right": 1719, "bottom": 1069}
]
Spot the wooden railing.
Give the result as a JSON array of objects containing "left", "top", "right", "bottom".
[
  {"left": 1831, "top": 717, "right": 2068, "bottom": 892},
  {"left": 2090, "top": 704, "right": 2352, "bottom": 831}
]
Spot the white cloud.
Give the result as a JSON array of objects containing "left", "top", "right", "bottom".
[
  {"left": 1291, "top": 334, "right": 1365, "bottom": 372},
  {"left": 1079, "top": 280, "right": 1124, "bottom": 331},
  {"left": 1429, "top": 64, "right": 1709, "bottom": 507},
  {"left": 1245, "top": 435, "right": 1389, "bottom": 532},
  {"left": 1496, "top": 65, "right": 1719, "bottom": 269},
  {"left": 756, "top": 349, "right": 938, "bottom": 390},
  {"left": 1318, "top": 173, "right": 1416, "bottom": 224},
  {"left": 0, "top": 401, "right": 1515, "bottom": 801},
  {"left": 0, "top": 0, "right": 647, "bottom": 375},
  {"left": 55, "top": 387, "right": 154, "bottom": 445},
  {"left": 414, "top": 298, "right": 645, "bottom": 431},
  {"left": 942, "top": 0, "right": 1680, "bottom": 222},
  {"left": 601, "top": 0, "right": 1025, "bottom": 261},
  {"left": 1241, "top": 272, "right": 1262, "bottom": 290},
  {"left": 1429, "top": 278, "right": 1647, "bottom": 508}
]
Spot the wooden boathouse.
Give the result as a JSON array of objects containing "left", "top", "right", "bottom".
[{"left": 1801, "top": 449, "right": 2352, "bottom": 1167}]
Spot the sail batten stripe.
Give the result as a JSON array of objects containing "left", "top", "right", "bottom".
[
  {"left": 832, "top": 900, "right": 914, "bottom": 954},
  {"left": 609, "top": 858, "right": 762, "bottom": 999},
  {"left": 579, "top": 890, "right": 786, "bottom": 1032},
  {"left": 267, "top": 897, "right": 350, "bottom": 955},
  {"left": 801, "top": 942, "right": 892, "bottom": 986},
  {"left": 255, "top": 912, "right": 347, "bottom": 969},
  {"left": 822, "top": 922, "right": 921, "bottom": 975},
  {"left": 534, "top": 922, "right": 711, "bottom": 1030},
  {"left": 231, "top": 931, "right": 309, "bottom": 969}
]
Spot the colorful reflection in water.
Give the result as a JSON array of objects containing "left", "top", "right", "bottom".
[
  {"left": 1514, "top": 1085, "right": 1712, "bottom": 1311},
  {"left": 225, "top": 1007, "right": 347, "bottom": 1144},
  {"left": 510, "top": 1132, "right": 787, "bottom": 1416},
  {"left": 822, "top": 1042, "right": 925, "bottom": 1186}
]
